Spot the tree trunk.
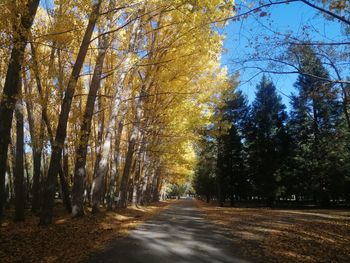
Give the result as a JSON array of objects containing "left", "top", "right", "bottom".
[
  {"left": 24, "top": 153, "right": 30, "bottom": 200},
  {"left": 9, "top": 140, "right": 16, "bottom": 203},
  {"left": 152, "top": 169, "right": 161, "bottom": 202},
  {"left": 140, "top": 171, "right": 149, "bottom": 205},
  {"left": 128, "top": 157, "right": 138, "bottom": 205},
  {"left": 59, "top": 147, "right": 71, "bottom": 212},
  {"left": 144, "top": 170, "right": 155, "bottom": 205},
  {"left": 117, "top": 95, "right": 144, "bottom": 208},
  {"left": 14, "top": 102, "right": 25, "bottom": 222},
  {"left": 107, "top": 121, "right": 124, "bottom": 211},
  {"left": 31, "top": 142, "right": 42, "bottom": 213},
  {"left": 93, "top": 85, "right": 132, "bottom": 211},
  {"left": 72, "top": 33, "right": 109, "bottom": 217},
  {"left": 39, "top": 0, "right": 102, "bottom": 225},
  {"left": 118, "top": 138, "right": 137, "bottom": 209},
  {"left": 6, "top": 161, "right": 13, "bottom": 203},
  {"left": 132, "top": 156, "right": 142, "bottom": 206},
  {"left": 63, "top": 148, "right": 69, "bottom": 184},
  {"left": 58, "top": 164, "right": 72, "bottom": 212},
  {"left": 135, "top": 154, "right": 146, "bottom": 206},
  {"left": 24, "top": 71, "right": 42, "bottom": 213},
  {"left": 117, "top": 76, "right": 146, "bottom": 209},
  {"left": 206, "top": 195, "right": 210, "bottom": 203},
  {"left": 92, "top": 17, "right": 141, "bottom": 213},
  {"left": 0, "top": 0, "right": 40, "bottom": 219},
  {"left": 30, "top": 43, "right": 72, "bottom": 213}
]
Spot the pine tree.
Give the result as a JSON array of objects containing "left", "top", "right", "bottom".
[
  {"left": 288, "top": 46, "right": 345, "bottom": 205},
  {"left": 219, "top": 90, "right": 250, "bottom": 205},
  {"left": 246, "top": 75, "right": 288, "bottom": 205}
]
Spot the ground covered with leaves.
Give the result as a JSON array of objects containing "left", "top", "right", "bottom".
[
  {"left": 195, "top": 200, "right": 350, "bottom": 263},
  {"left": 0, "top": 201, "right": 171, "bottom": 263}
]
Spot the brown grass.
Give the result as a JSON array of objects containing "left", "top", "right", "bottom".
[
  {"left": 0, "top": 201, "right": 173, "bottom": 263},
  {"left": 195, "top": 200, "right": 350, "bottom": 263}
]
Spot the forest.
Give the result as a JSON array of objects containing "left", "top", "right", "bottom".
[
  {"left": 0, "top": 0, "right": 349, "bottom": 263},
  {"left": 194, "top": 62, "right": 350, "bottom": 207},
  {"left": 0, "top": 0, "right": 233, "bottom": 225}
]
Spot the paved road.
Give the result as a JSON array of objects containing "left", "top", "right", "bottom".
[{"left": 85, "top": 199, "right": 250, "bottom": 263}]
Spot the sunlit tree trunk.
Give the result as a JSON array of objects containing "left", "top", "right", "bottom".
[
  {"left": 117, "top": 95, "right": 143, "bottom": 208},
  {"left": 107, "top": 121, "right": 124, "bottom": 210},
  {"left": 72, "top": 32, "right": 110, "bottom": 217},
  {"left": 132, "top": 136, "right": 146, "bottom": 206},
  {"left": 92, "top": 17, "right": 142, "bottom": 213},
  {"left": 6, "top": 162, "right": 13, "bottom": 203},
  {"left": 93, "top": 85, "right": 132, "bottom": 211},
  {"left": 40, "top": 0, "right": 102, "bottom": 225}
]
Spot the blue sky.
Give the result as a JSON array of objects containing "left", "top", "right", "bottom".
[
  {"left": 40, "top": 0, "right": 53, "bottom": 8},
  {"left": 220, "top": 1, "right": 346, "bottom": 110}
]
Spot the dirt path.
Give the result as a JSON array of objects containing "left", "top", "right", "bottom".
[{"left": 84, "top": 198, "right": 250, "bottom": 263}]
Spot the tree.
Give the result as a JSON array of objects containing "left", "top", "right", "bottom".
[
  {"left": 222, "top": 90, "right": 250, "bottom": 204},
  {"left": 40, "top": 0, "right": 102, "bottom": 225},
  {"left": 215, "top": 87, "right": 250, "bottom": 206},
  {"left": 72, "top": 0, "right": 117, "bottom": 217},
  {"left": 14, "top": 100, "right": 25, "bottom": 221},
  {"left": 288, "top": 46, "right": 346, "bottom": 205},
  {"left": 0, "top": 0, "right": 40, "bottom": 219},
  {"left": 0, "top": 0, "right": 233, "bottom": 222},
  {"left": 246, "top": 75, "right": 288, "bottom": 205}
]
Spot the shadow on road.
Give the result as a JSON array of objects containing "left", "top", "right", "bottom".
[{"left": 85, "top": 199, "right": 249, "bottom": 263}]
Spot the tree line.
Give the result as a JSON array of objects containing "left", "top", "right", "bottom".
[
  {"left": 0, "top": 0, "right": 233, "bottom": 224},
  {"left": 194, "top": 45, "right": 350, "bottom": 207}
]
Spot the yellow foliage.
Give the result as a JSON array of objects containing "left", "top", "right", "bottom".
[{"left": 0, "top": 0, "right": 235, "bottom": 193}]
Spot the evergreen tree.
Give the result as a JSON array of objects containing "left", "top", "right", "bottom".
[
  {"left": 288, "top": 46, "right": 346, "bottom": 205},
  {"left": 246, "top": 75, "right": 288, "bottom": 205},
  {"left": 218, "top": 90, "right": 250, "bottom": 205}
]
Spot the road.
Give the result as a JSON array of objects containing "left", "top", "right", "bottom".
[{"left": 84, "top": 199, "right": 250, "bottom": 263}]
